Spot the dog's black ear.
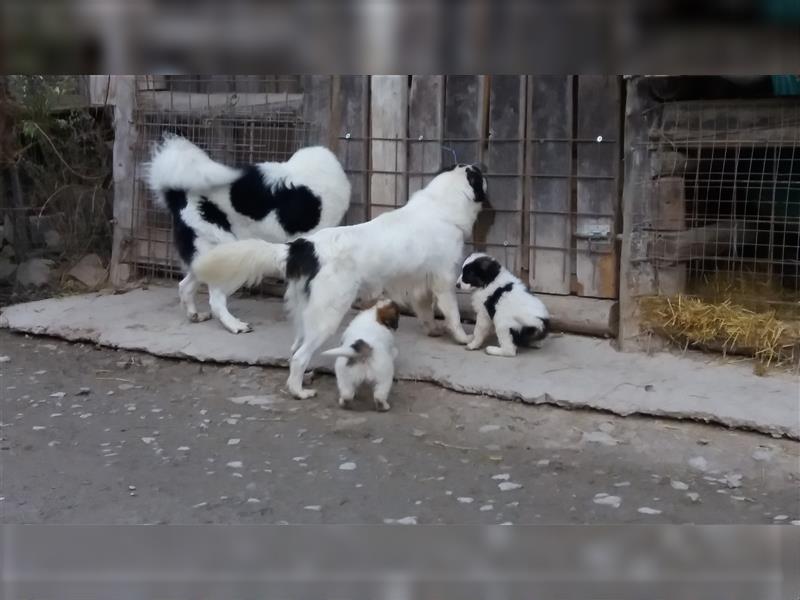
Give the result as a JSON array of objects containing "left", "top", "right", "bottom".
[
  {"left": 466, "top": 165, "right": 488, "bottom": 204},
  {"left": 476, "top": 256, "right": 501, "bottom": 283}
]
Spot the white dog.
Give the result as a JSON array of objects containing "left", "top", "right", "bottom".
[
  {"left": 456, "top": 253, "right": 550, "bottom": 357},
  {"left": 321, "top": 299, "right": 400, "bottom": 411},
  {"left": 146, "top": 134, "right": 350, "bottom": 334},
  {"left": 193, "top": 163, "right": 488, "bottom": 398}
]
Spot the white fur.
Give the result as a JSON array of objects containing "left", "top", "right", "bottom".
[
  {"left": 146, "top": 135, "right": 350, "bottom": 334},
  {"left": 321, "top": 300, "right": 398, "bottom": 412},
  {"left": 284, "top": 165, "right": 487, "bottom": 398},
  {"left": 457, "top": 253, "right": 550, "bottom": 357}
]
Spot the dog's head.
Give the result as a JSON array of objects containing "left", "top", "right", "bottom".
[
  {"left": 456, "top": 253, "right": 502, "bottom": 291},
  {"left": 425, "top": 164, "right": 489, "bottom": 235},
  {"left": 373, "top": 298, "right": 400, "bottom": 330},
  {"left": 434, "top": 163, "right": 488, "bottom": 204}
]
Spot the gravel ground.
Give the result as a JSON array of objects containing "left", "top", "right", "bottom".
[{"left": 1, "top": 329, "right": 798, "bottom": 525}]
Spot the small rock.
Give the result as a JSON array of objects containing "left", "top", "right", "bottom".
[
  {"left": 411, "top": 428, "right": 426, "bottom": 438},
  {"left": 722, "top": 473, "right": 743, "bottom": 488},
  {"left": 16, "top": 258, "right": 53, "bottom": 287},
  {"left": 457, "top": 497, "right": 474, "bottom": 504},
  {"left": 670, "top": 480, "right": 689, "bottom": 491},
  {"left": 226, "top": 461, "right": 243, "bottom": 469},
  {"left": 536, "top": 459, "right": 550, "bottom": 467},
  {"left": 227, "top": 438, "right": 240, "bottom": 446},
  {"left": 637, "top": 507, "right": 662, "bottom": 515},
  {"left": 383, "top": 516, "right": 417, "bottom": 525},
  {"left": 76, "top": 387, "right": 91, "bottom": 396},
  {"left": 128, "top": 485, "right": 136, "bottom": 491},
  {"left": 498, "top": 482, "right": 522, "bottom": 492},
  {"left": 304, "top": 505, "right": 322, "bottom": 511},
  {"left": 371, "top": 437, "right": 384, "bottom": 444},
  {"left": 479, "top": 425, "right": 501, "bottom": 433},
  {"left": 581, "top": 431, "right": 620, "bottom": 446},
  {"left": 49, "top": 392, "right": 66, "bottom": 399},
  {"left": 773, "top": 514, "right": 788, "bottom": 521},
  {"left": 118, "top": 384, "right": 135, "bottom": 391},
  {"left": 752, "top": 448, "right": 773, "bottom": 462},
  {"left": 67, "top": 254, "right": 107, "bottom": 289},
  {"left": 491, "top": 473, "right": 510, "bottom": 481},
  {"left": 0, "top": 356, "right": 10, "bottom": 363},
  {"left": 339, "top": 462, "right": 357, "bottom": 471},
  {"left": 688, "top": 456, "right": 708, "bottom": 472},
  {"left": 479, "top": 504, "right": 493, "bottom": 511},
  {"left": 140, "top": 437, "right": 155, "bottom": 445},
  {"left": 593, "top": 493, "right": 622, "bottom": 508}
]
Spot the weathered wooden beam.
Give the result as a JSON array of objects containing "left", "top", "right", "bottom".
[
  {"left": 408, "top": 75, "right": 444, "bottom": 196},
  {"left": 369, "top": 76, "right": 408, "bottom": 217},
  {"left": 109, "top": 76, "right": 137, "bottom": 286}
]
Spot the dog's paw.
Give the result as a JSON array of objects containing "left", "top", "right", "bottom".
[
  {"left": 452, "top": 331, "right": 472, "bottom": 345},
  {"left": 486, "top": 345, "right": 515, "bottom": 357},
  {"left": 189, "top": 312, "right": 211, "bottom": 323},
  {"left": 465, "top": 341, "right": 481, "bottom": 351},
  {"left": 338, "top": 397, "right": 354, "bottom": 409},
  {"left": 374, "top": 399, "right": 391, "bottom": 412},
  {"left": 228, "top": 321, "right": 253, "bottom": 334},
  {"left": 292, "top": 387, "right": 317, "bottom": 400},
  {"left": 425, "top": 323, "right": 445, "bottom": 337}
]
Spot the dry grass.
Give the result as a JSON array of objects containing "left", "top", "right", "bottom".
[{"left": 640, "top": 293, "right": 800, "bottom": 372}]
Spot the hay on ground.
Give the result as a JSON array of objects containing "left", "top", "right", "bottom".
[{"left": 640, "top": 294, "right": 800, "bottom": 370}]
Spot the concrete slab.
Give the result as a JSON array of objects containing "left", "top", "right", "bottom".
[{"left": 1, "top": 286, "right": 798, "bottom": 439}]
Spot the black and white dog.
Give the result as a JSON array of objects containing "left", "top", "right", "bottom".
[
  {"left": 192, "top": 164, "right": 488, "bottom": 398},
  {"left": 457, "top": 253, "right": 550, "bottom": 357},
  {"left": 147, "top": 134, "right": 350, "bottom": 334}
]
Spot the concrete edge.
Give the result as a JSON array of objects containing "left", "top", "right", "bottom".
[{"left": 2, "top": 314, "right": 796, "bottom": 441}]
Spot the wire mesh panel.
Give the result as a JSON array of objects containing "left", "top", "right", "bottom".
[
  {"left": 128, "top": 76, "right": 312, "bottom": 279},
  {"left": 637, "top": 99, "right": 800, "bottom": 314}
]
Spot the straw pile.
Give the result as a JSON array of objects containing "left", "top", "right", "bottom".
[{"left": 640, "top": 294, "right": 800, "bottom": 371}]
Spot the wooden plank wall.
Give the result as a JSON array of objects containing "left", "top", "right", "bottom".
[
  {"left": 369, "top": 76, "right": 408, "bottom": 218},
  {"left": 527, "top": 76, "right": 573, "bottom": 295},
  {"left": 335, "top": 76, "right": 370, "bottom": 224},
  {"left": 575, "top": 76, "right": 621, "bottom": 299},
  {"left": 408, "top": 76, "right": 444, "bottom": 196}
]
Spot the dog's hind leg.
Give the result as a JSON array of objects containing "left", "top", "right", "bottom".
[
  {"left": 335, "top": 359, "right": 356, "bottom": 409},
  {"left": 179, "top": 272, "right": 211, "bottom": 323},
  {"left": 410, "top": 288, "right": 444, "bottom": 337},
  {"left": 287, "top": 294, "right": 353, "bottom": 399},
  {"left": 486, "top": 328, "right": 518, "bottom": 357},
  {"left": 209, "top": 287, "right": 252, "bottom": 334},
  {"left": 432, "top": 282, "right": 470, "bottom": 344}
]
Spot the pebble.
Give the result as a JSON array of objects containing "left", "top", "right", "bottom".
[
  {"left": 177, "top": 446, "right": 190, "bottom": 452},
  {"left": 76, "top": 388, "right": 91, "bottom": 396},
  {"left": 49, "top": 392, "right": 66, "bottom": 399},
  {"left": 479, "top": 504, "right": 493, "bottom": 511},
  {"left": 227, "top": 438, "right": 240, "bottom": 446},
  {"left": 670, "top": 480, "right": 689, "bottom": 491},
  {"left": 638, "top": 507, "right": 662, "bottom": 515},
  {"left": 457, "top": 497, "right": 474, "bottom": 504},
  {"left": 372, "top": 438, "right": 384, "bottom": 444},
  {"left": 491, "top": 473, "right": 510, "bottom": 481},
  {"left": 773, "top": 514, "right": 788, "bottom": 521},
  {"left": 0, "top": 356, "right": 10, "bottom": 363},
  {"left": 752, "top": 448, "right": 773, "bottom": 462},
  {"left": 339, "top": 462, "right": 357, "bottom": 471},
  {"left": 118, "top": 384, "right": 135, "bottom": 391},
  {"left": 479, "top": 425, "right": 500, "bottom": 433},
  {"left": 140, "top": 437, "right": 155, "bottom": 444},
  {"left": 384, "top": 516, "right": 417, "bottom": 525},
  {"left": 304, "top": 505, "right": 322, "bottom": 511},
  {"left": 581, "top": 431, "right": 620, "bottom": 446},
  {"left": 498, "top": 482, "right": 522, "bottom": 492},
  {"left": 688, "top": 456, "right": 708, "bottom": 472},
  {"left": 226, "top": 461, "right": 243, "bottom": 469},
  {"left": 593, "top": 493, "right": 621, "bottom": 508}
]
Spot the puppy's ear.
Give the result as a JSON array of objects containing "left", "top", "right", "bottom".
[{"left": 377, "top": 301, "right": 400, "bottom": 330}]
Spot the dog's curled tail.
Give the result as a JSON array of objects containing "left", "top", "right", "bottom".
[
  {"left": 322, "top": 339, "right": 373, "bottom": 361},
  {"left": 192, "top": 240, "right": 289, "bottom": 295},
  {"left": 146, "top": 134, "right": 241, "bottom": 207}
]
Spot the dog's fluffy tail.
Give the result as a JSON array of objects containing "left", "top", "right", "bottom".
[
  {"left": 146, "top": 134, "right": 241, "bottom": 207},
  {"left": 192, "top": 240, "right": 289, "bottom": 295},
  {"left": 322, "top": 339, "right": 372, "bottom": 361}
]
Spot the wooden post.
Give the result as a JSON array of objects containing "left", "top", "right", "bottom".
[
  {"left": 109, "top": 75, "right": 137, "bottom": 287},
  {"left": 301, "top": 76, "right": 333, "bottom": 148},
  {"left": 619, "top": 77, "right": 660, "bottom": 350},
  {"left": 652, "top": 176, "right": 687, "bottom": 295},
  {"left": 369, "top": 76, "right": 408, "bottom": 217}
]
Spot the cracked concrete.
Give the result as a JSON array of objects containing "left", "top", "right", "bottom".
[{"left": 1, "top": 286, "right": 798, "bottom": 439}]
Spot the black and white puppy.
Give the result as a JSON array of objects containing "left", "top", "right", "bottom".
[
  {"left": 457, "top": 253, "right": 550, "bottom": 357},
  {"left": 322, "top": 299, "right": 400, "bottom": 412},
  {"left": 147, "top": 134, "right": 350, "bottom": 334}
]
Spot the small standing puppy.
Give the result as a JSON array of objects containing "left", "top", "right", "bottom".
[
  {"left": 456, "top": 253, "right": 550, "bottom": 357},
  {"left": 321, "top": 300, "right": 400, "bottom": 411}
]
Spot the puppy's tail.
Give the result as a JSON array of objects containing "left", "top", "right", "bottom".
[
  {"left": 192, "top": 240, "right": 289, "bottom": 295},
  {"left": 322, "top": 339, "right": 373, "bottom": 361},
  {"left": 146, "top": 134, "right": 241, "bottom": 207}
]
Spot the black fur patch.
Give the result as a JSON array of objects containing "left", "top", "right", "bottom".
[
  {"left": 229, "top": 166, "right": 322, "bottom": 235},
  {"left": 461, "top": 255, "right": 502, "bottom": 289},
  {"left": 165, "top": 189, "right": 196, "bottom": 264},
  {"left": 484, "top": 282, "right": 514, "bottom": 319},
  {"left": 198, "top": 196, "right": 231, "bottom": 232},
  {"left": 346, "top": 339, "right": 372, "bottom": 366},
  {"left": 511, "top": 319, "right": 550, "bottom": 346},
  {"left": 466, "top": 165, "right": 488, "bottom": 204},
  {"left": 285, "top": 238, "right": 319, "bottom": 294}
]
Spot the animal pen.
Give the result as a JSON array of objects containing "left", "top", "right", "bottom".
[{"left": 96, "top": 75, "right": 799, "bottom": 360}]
